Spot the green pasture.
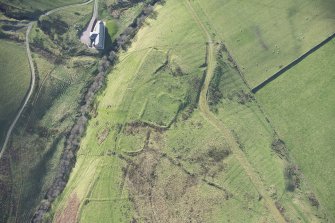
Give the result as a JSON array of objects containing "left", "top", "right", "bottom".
[
  {"left": 8, "top": 53, "right": 96, "bottom": 222},
  {"left": 4, "top": 0, "right": 331, "bottom": 222},
  {"left": 105, "top": 20, "right": 118, "bottom": 38},
  {"left": 195, "top": 0, "right": 335, "bottom": 88},
  {"left": 49, "top": 0, "right": 302, "bottom": 221},
  {"left": 3, "top": 2, "right": 97, "bottom": 221},
  {"left": 0, "top": 0, "right": 85, "bottom": 14},
  {"left": 0, "top": 40, "right": 30, "bottom": 144},
  {"left": 0, "top": 0, "right": 98, "bottom": 222},
  {"left": 257, "top": 39, "right": 335, "bottom": 220},
  {"left": 165, "top": 111, "right": 275, "bottom": 222},
  {"left": 210, "top": 44, "right": 324, "bottom": 221}
]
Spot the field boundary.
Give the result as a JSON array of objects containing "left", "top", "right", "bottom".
[{"left": 252, "top": 32, "right": 335, "bottom": 93}]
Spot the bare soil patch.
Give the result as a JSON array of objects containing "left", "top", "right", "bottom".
[
  {"left": 54, "top": 193, "right": 80, "bottom": 223},
  {"left": 97, "top": 128, "right": 109, "bottom": 144}
]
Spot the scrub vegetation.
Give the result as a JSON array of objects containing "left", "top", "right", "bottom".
[{"left": 1, "top": 7, "right": 97, "bottom": 222}]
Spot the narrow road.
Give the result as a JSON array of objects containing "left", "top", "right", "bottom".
[
  {"left": 0, "top": 22, "right": 35, "bottom": 160},
  {"left": 0, "top": 0, "right": 95, "bottom": 160},
  {"left": 185, "top": 0, "right": 287, "bottom": 222}
]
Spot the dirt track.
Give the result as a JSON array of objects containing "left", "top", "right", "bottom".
[{"left": 184, "top": 0, "right": 287, "bottom": 222}]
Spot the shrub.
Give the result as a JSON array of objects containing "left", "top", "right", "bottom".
[{"left": 284, "top": 164, "right": 301, "bottom": 191}]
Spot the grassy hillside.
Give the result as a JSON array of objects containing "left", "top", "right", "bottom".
[
  {"left": 257, "top": 39, "right": 335, "bottom": 220},
  {"left": 7, "top": 54, "right": 96, "bottom": 222},
  {"left": 1, "top": 0, "right": 334, "bottom": 222},
  {"left": 50, "top": 0, "right": 330, "bottom": 222},
  {"left": 0, "top": 0, "right": 85, "bottom": 19},
  {"left": 1, "top": 0, "right": 168, "bottom": 222},
  {"left": 209, "top": 43, "right": 326, "bottom": 222},
  {"left": 0, "top": 0, "right": 84, "bottom": 11},
  {"left": 195, "top": 0, "right": 335, "bottom": 87},
  {"left": 0, "top": 2, "right": 97, "bottom": 222},
  {"left": 0, "top": 40, "right": 30, "bottom": 145}
]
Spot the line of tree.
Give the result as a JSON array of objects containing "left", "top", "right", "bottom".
[{"left": 31, "top": 0, "right": 165, "bottom": 222}]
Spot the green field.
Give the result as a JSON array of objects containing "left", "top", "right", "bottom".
[
  {"left": 195, "top": 0, "right": 335, "bottom": 87},
  {"left": 0, "top": 40, "right": 30, "bottom": 144},
  {"left": 1, "top": 0, "right": 334, "bottom": 222},
  {"left": 105, "top": 20, "right": 118, "bottom": 38},
  {"left": 1, "top": 0, "right": 176, "bottom": 222},
  {"left": 0, "top": 0, "right": 85, "bottom": 14},
  {"left": 50, "top": 0, "right": 331, "bottom": 222},
  {"left": 0, "top": 2, "right": 98, "bottom": 222},
  {"left": 257, "top": 39, "right": 335, "bottom": 220},
  {"left": 210, "top": 43, "right": 326, "bottom": 222},
  {"left": 6, "top": 52, "right": 97, "bottom": 222}
]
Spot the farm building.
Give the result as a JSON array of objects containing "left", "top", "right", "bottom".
[{"left": 89, "top": 20, "right": 105, "bottom": 49}]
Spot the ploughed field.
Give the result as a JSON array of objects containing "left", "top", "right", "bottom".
[{"left": 51, "top": 0, "right": 335, "bottom": 222}]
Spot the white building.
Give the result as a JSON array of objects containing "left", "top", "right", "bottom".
[{"left": 89, "top": 20, "right": 105, "bottom": 49}]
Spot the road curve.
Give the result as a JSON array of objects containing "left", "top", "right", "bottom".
[
  {"left": 0, "top": 0, "right": 95, "bottom": 160},
  {"left": 0, "top": 22, "right": 35, "bottom": 160}
]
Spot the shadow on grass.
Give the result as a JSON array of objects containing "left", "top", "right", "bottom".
[
  {"left": 19, "top": 135, "right": 63, "bottom": 218},
  {"left": 103, "top": 27, "right": 113, "bottom": 54}
]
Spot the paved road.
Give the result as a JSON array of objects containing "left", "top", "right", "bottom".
[
  {"left": 0, "top": 0, "right": 95, "bottom": 160},
  {"left": 185, "top": 1, "right": 287, "bottom": 222},
  {"left": 0, "top": 22, "right": 35, "bottom": 160}
]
